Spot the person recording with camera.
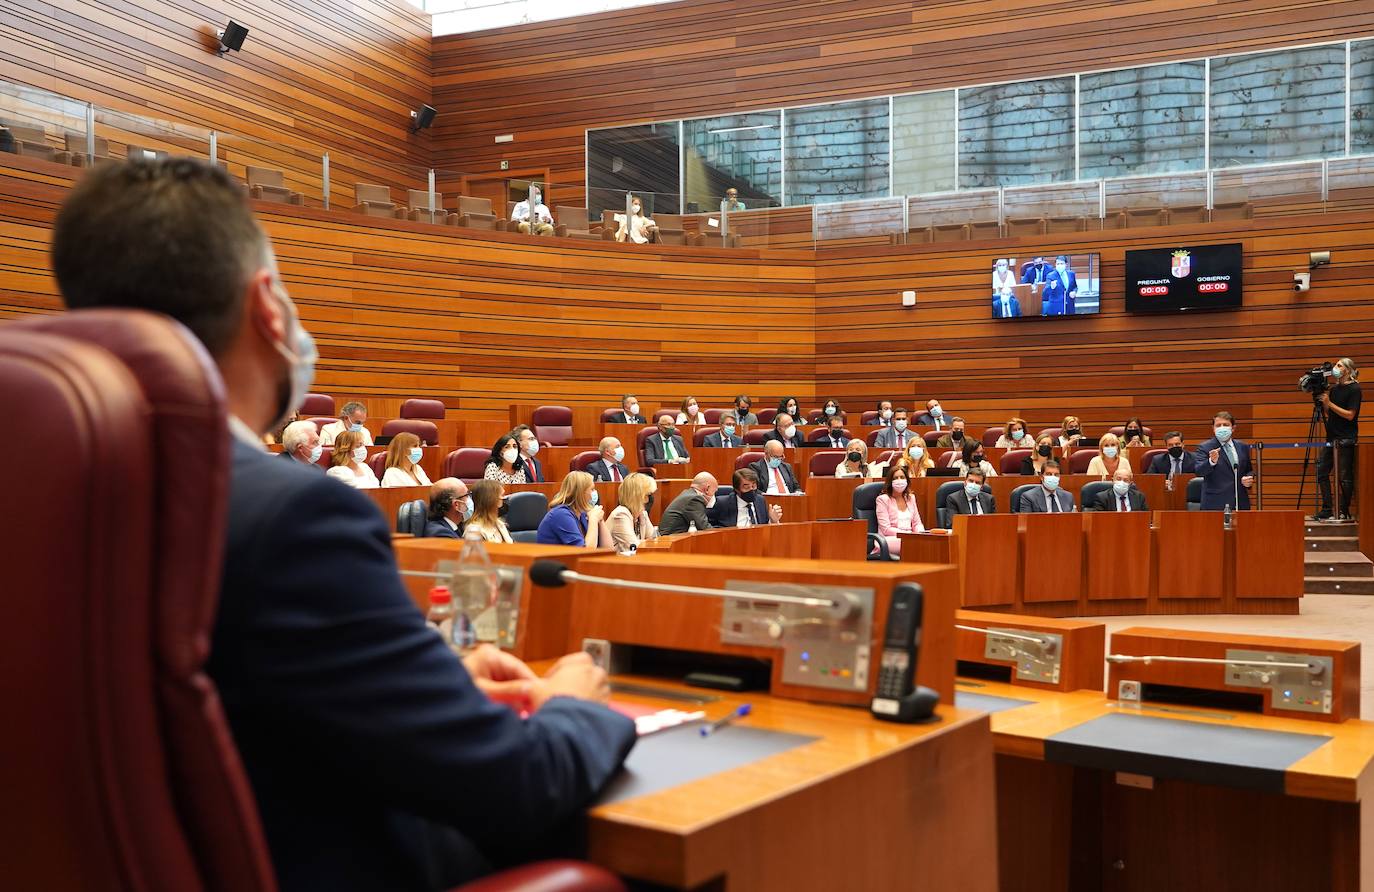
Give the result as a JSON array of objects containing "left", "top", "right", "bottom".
[{"left": 1315, "top": 357, "right": 1361, "bottom": 522}]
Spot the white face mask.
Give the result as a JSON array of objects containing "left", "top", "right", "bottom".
[
  {"left": 891, "top": 478, "right": 908, "bottom": 493},
  {"left": 908, "top": 444, "right": 924, "bottom": 458},
  {"left": 352, "top": 446, "right": 368, "bottom": 463},
  {"left": 686, "top": 404, "right": 698, "bottom": 416},
  {"left": 1113, "top": 480, "right": 1131, "bottom": 496},
  {"left": 627, "top": 403, "right": 639, "bottom": 416},
  {"left": 1103, "top": 446, "right": 1118, "bottom": 459},
  {"left": 930, "top": 405, "right": 942, "bottom": 417},
  {"left": 783, "top": 425, "right": 797, "bottom": 439},
  {"left": 268, "top": 286, "right": 317, "bottom": 433},
  {"left": 502, "top": 447, "right": 518, "bottom": 464},
  {"left": 308, "top": 444, "right": 323, "bottom": 463},
  {"left": 881, "top": 409, "right": 892, "bottom": 420}
]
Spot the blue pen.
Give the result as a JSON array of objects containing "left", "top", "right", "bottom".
[{"left": 700, "top": 703, "right": 751, "bottom": 737}]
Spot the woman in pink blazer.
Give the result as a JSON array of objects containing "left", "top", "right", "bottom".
[{"left": 874, "top": 465, "right": 924, "bottom": 558}]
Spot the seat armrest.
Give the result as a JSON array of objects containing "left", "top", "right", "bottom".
[
  {"left": 451, "top": 860, "right": 625, "bottom": 892},
  {"left": 866, "top": 532, "right": 891, "bottom": 561}
]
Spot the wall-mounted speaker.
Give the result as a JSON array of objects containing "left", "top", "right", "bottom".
[
  {"left": 410, "top": 105, "right": 437, "bottom": 133},
  {"left": 216, "top": 20, "right": 249, "bottom": 54}
]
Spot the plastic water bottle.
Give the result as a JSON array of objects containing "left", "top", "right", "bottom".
[
  {"left": 426, "top": 586, "right": 454, "bottom": 645},
  {"left": 688, "top": 520, "right": 698, "bottom": 533},
  {"left": 451, "top": 537, "right": 499, "bottom": 649},
  {"left": 1224, "top": 503, "right": 1233, "bottom": 529}
]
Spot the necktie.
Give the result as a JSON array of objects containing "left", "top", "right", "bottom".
[
  {"left": 1048, "top": 492, "right": 1058, "bottom": 512},
  {"left": 747, "top": 502, "right": 758, "bottom": 525},
  {"left": 1120, "top": 495, "right": 1128, "bottom": 512},
  {"left": 972, "top": 497, "right": 981, "bottom": 515},
  {"left": 1225, "top": 443, "right": 1237, "bottom": 466},
  {"left": 1172, "top": 458, "right": 1180, "bottom": 476},
  {"left": 773, "top": 468, "right": 786, "bottom": 494},
  {"left": 664, "top": 437, "right": 677, "bottom": 461},
  {"left": 611, "top": 464, "right": 621, "bottom": 482},
  {"left": 897, "top": 432, "right": 905, "bottom": 447},
  {"left": 531, "top": 460, "right": 542, "bottom": 483}
]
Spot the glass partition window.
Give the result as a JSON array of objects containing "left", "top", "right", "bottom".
[
  {"left": 1079, "top": 62, "right": 1205, "bottom": 179},
  {"left": 892, "top": 91, "right": 956, "bottom": 195},
  {"left": 958, "top": 77, "right": 1076, "bottom": 187},
  {"left": 682, "top": 111, "right": 780, "bottom": 214},
  {"left": 1210, "top": 45, "right": 1347, "bottom": 168},
  {"left": 783, "top": 98, "right": 890, "bottom": 206},
  {"left": 587, "top": 122, "right": 681, "bottom": 217},
  {"left": 1353, "top": 40, "right": 1374, "bottom": 155}
]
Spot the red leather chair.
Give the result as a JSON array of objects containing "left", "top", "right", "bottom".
[
  {"left": 806, "top": 409, "right": 826, "bottom": 424},
  {"left": 693, "top": 426, "right": 720, "bottom": 447},
  {"left": 308, "top": 415, "right": 336, "bottom": 435},
  {"left": 860, "top": 410, "right": 880, "bottom": 425},
  {"left": 1138, "top": 448, "right": 1167, "bottom": 472},
  {"left": 401, "top": 398, "right": 446, "bottom": 420},
  {"left": 922, "top": 431, "right": 943, "bottom": 446},
  {"left": 808, "top": 427, "right": 850, "bottom": 443},
  {"left": 981, "top": 426, "right": 1005, "bottom": 447},
  {"left": 809, "top": 450, "right": 846, "bottom": 477},
  {"left": 569, "top": 450, "right": 601, "bottom": 473},
  {"left": 316, "top": 446, "right": 335, "bottom": 469},
  {"left": 1036, "top": 427, "right": 1063, "bottom": 443},
  {"left": 367, "top": 451, "right": 389, "bottom": 480},
  {"left": 298, "top": 392, "right": 335, "bottom": 417},
  {"left": 865, "top": 429, "right": 884, "bottom": 446},
  {"left": 744, "top": 429, "right": 769, "bottom": 446},
  {"left": 634, "top": 426, "right": 659, "bottom": 468},
  {"left": 735, "top": 450, "right": 764, "bottom": 471},
  {"left": 599, "top": 408, "right": 621, "bottom": 423},
  {"left": 1000, "top": 449, "right": 1031, "bottom": 475},
  {"left": 756, "top": 408, "right": 777, "bottom": 424},
  {"left": 703, "top": 408, "right": 725, "bottom": 423},
  {"left": 1069, "top": 449, "right": 1100, "bottom": 474},
  {"left": 652, "top": 408, "right": 676, "bottom": 423},
  {"left": 936, "top": 451, "right": 959, "bottom": 468},
  {"left": 382, "top": 418, "right": 439, "bottom": 445},
  {"left": 531, "top": 406, "right": 573, "bottom": 446},
  {"left": 443, "top": 447, "right": 491, "bottom": 483}
]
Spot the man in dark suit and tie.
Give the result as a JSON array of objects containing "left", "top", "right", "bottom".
[
  {"left": 1041, "top": 255, "right": 1078, "bottom": 316},
  {"left": 52, "top": 158, "right": 636, "bottom": 891},
  {"left": 992, "top": 288, "right": 1022, "bottom": 318},
  {"left": 1020, "top": 256, "right": 1049, "bottom": 285},
  {"left": 1090, "top": 469, "right": 1149, "bottom": 512},
  {"left": 703, "top": 417, "right": 743, "bottom": 447},
  {"left": 1147, "top": 431, "right": 1198, "bottom": 477},
  {"left": 943, "top": 468, "right": 995, "bottom": 526},
  {"left": 1019, "top": 461, "right": 1076, "bottom": 512},
  {"left": 644, "top": 416, "right": 689, "bottom": 467},
  {"left": 820, "top": 415, "right": 849, "bottom": 448},
  {"left": 762, "top": 412, "right": 804, "bottom": 448},
  {"left": 731, "top": 394, "right": 758, "bottom": 426},
  {"left": 914, "top": 400, "right": 946, "bottom": 431},
  {"left": 512, "top": 424, "right": 546, "bottom": 483},
  {"left": 873, "top": 408, "right": 915, "bottom": 449},
  {"left": 707, "top": 468, "right": 784, "bottom": 527},
  {"left": 1194, "top": 410, "right": 1254, "bottom": 511},
  {"left": 425, "top": 477, "right": 470, "bottom": 537},
  {"left": 751, "top": 441, "right": 802, "bottom": 495},
  {"left": 658, "top": 473, "right": 717, "bottom": 534},
  {"left": 609, "top": 393, "right": 646, "bottom": 425},
  {"left": 279, "top": 419, "right": 322, "bottom": 468},
  {"left": 587, "top": 436, "right": 630, "bottom": 482}
]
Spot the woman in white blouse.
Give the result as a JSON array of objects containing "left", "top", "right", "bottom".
[
  {"left": 607, "top": 472, "right": 656, "bottom": 553},
  {"left": 380, "top": 432, "right": 432, "bottom": 488},
  {"left": 675, "top": 395, "right": 707, "bottom": 425},
  {"left": 463, "top": 480, "right": 514, "bottom": 544},
  {"left": 326, "top": 430, "right": 378, "bottom": 489},
  {"left": 614, "top": 194, "right": 658, "bottom": 244},
  {"left": 834, "top": 439, "right": 871, "bottom": 478},
  {"left": 950, "top": 440, "right": 998, "bottom": 478},
  {"left": 483, "top": 435, "right": 528, "bottom": 485}
]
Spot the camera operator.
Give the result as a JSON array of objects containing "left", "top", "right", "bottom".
[{"left": 1316, "top": 357, "right": 1361, "bottom": 522}]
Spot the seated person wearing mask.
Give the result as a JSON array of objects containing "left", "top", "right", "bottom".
[
  {"left": 326, "top": 430, "right": 378, "bottom": 489},
  {"left": 731, "top": 394, "right": 757, "bottom": 426},
  {"left": 1058, "top": 415, "right": 1086, "bottom": 449},
  {"left": 510, "top": 185, "right": 554, "bottom": 236},
  {"left": 380, "top": 432, "right": 431, "bottom": 487},
  {"left": 675, "top": 395, "right": 706, "bottom": 425},
  {"left": 279, "top": 419, "right": 322, "bottom": 468},
  {"left": 1021, "top": 434, "right": 1056, "bottom": 475},
  {"left": 994, "top": 416, "right": 1030, "bottom": 448},
  {"left": 1090, "top": 468, "right": 1148, "bottom": 512},
  {"left": 951, "top": 439, "right": 998, "bottom": 478},
  {"left": 820, "top": 413, "right": 849, "bottom": 448},
  {"left": 873, "top": 408, "right": 914, "bottom": 449},
  {"left": 425, "top": 477, "right": 471, "bottom": 539},
  {"left": 944, "top": 468, "right": 994, "bottom": 520},
  {"left": 535, "top": 471, "right": 607, "bottom": 547},
  {"left": 644, "top": 417, "right": 689, "bottom": 466},
  {"left": 1020, "top": 256, "right": 1050, "bottom": 285},
  {"left": 875, "top": 399, "right": 895, "bottom": 427},
  {"left": 752, "top": 441, "right": 803, "bottom": 495},
  {"left": 875, "top": 465, "right": 924, "bottom": 556},
  {"left": 915, "top": 399, "right": 946, "bottom": 430},
  {"left": 1086, "top": 432, "right": 1130, "bottom": 481},
  {"left": 708, "top": 468, "right": 783, "bottom": 528},
  {"left": 1121, "top": 417, "right": 1151, "bottom": 448},
  {"left": 613, "top": 194, "right": 657, "bottom": 244},
  {"left": 511, "top": 424, "right": 546, "bottom": 483},
  {"left": 993, "top": 286, "right": 1022, "bottom": 319},
  {"left": 607, "top": 472, "right": 657, "bottom": 552},
  {"left": 935, "top": 417, "right": 968, "bottom": 449},
  {"left": 609, "top": 394, "right": 646, "bottom": 425},
  {"left": 483, "top": 434, "right": 527, "bottom": 485},
  {"left": 319, "top": 400, "right": 372, "bottom": 447},
  {"left": 658, "top": 472, "right": 718, "bottom": 534},
  {"left": 763, "top": 412, "right": 804, "bottom": 449},
  {"left": 703, "top": 416, "right": 744, "bottom": 447},
  {"left": 463, "top": 480, "right": 513, "bottom": 543},
  {"left": 587, "top": 436, "right": 630, "bottom": 482},
  {"left": 1020, "top": 460, "right": 1076, "bottom": 512},
  {"left": 1148, "top": 431, "right": 1197, "bottom": 477},
  {"left": 776, "top": 396, "right": 803, "bottom": 423},
  {"left": 835, "top": 439, "right": 871, "bottom": 478}
]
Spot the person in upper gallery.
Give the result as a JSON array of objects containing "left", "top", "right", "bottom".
[
  {"left": 915, "top": 398, "right": 947, "bottom": 430},
  {"left": 835, "top": 439, "right": 872, "bottom": 478},
  {"left": 607, "top": 472, "right": 657, "bottom": 552},
  {"left": 50, "top": 157, "right": 633, "bottom": 890},
  {"left": 425, "top": 477, "right": 472, "bottom": 539},
  {"left": 535, "top": 471, "right": 608, "bottom": 547},
  {"left": 934, "top": 416, "right": 968, "bottom": 449},
  {"left": 1089, "top": 467, "right": 1148, "bottom": 512},
  {"left": 752, "top": 440, "right": 803, "bottom": 495},
  {"left": 763, "top": 412, "right": 805, "bottom": 449},
  {"left": 1021, "top": 433, "right": 1057, "bottom": 476},
  {"left": 994, "top": 416, "right": 1030, "bottom": 448},
  {"left": 993, "top": 286, "right": 1022, "bottom": 319},
  {"left": 657, "top": 472, "right": 718, "bottom": 535},
  {"left": 510, "top": 184, "right": 554, "bottom": 236},
  {"left": 279, "top": 419, "right": 322, "bottom": 469},
  {"left": 703, "top": 416, "right": 744, "bottom": 448},
  {"left": 613, "top": 194, "right": 658, "bottom": 244},
  {"left": 675, "top": 395, "right": 707, "bottom": 425},
  {"left": 483, "top": 434, "right": 528, "bottom": 485},
  {"left": 319, "top": 400, "right": 372, "bottom": 447},
  {"left": 875, "top": 399, "right": 895, "bottom": 426},
  {"left": 1194, "top": 410, "right": 1255, "bottom": 511},
  {"left": 462, "top": 480, "right": 513, "bottom": 544},
  {"left": 1148, "top": 431, "right": 1197, "bottom": 478},
  {"left": 708, "top": 467, "right": 783, "bottom": 528},
  {"left": 950, "top": 439, "right": 998, "bottom": 478},
  {"left": 1120, "top": 417, "right": 1152, "bottom": 448},
  {"left": 944, "top": 467, "right": 995, "bottom": 522},
  {"left": 380, "top": 432, "right": 432, "bottom": 488},
  {"left": 873, "top": 407, "right": 915, "bottom": 449},
  {"left": 1085, "top": 432, "right": 1131, "bottom": 481},
  {"left": 609, "top": 393, "right": 646, "bottom": 425},
  {"left": 326, "top": 430, "right": 378, "bottom": 489},
  {"left": 587, "top": 436, "right": 630, "bottom": 482},
  {"left": 721, "top": 187, "right": 746, "bottom": 214},
  {"left": 511, "top": 424, "right": 546, "bottom": 483},
  {"left": 644, "top": 416, "right": 690, "bottom": 466},
  {"left": 1019, "top": 460, "right": 1076, "bottom": 513},
  {"left": 731, "top": 394, "right": 757, "bottom": 426},
  {"left": 1041, "top": 255, "right": 1079, "bottom": 316},
  {"left": 874, "top": 464, "right": 924, "bottom": 557},
  {"left": 820, "top": 413, "right": 849, "bottom": 448}
]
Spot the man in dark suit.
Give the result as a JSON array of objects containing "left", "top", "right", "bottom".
[
  {"left": 1194, "top": 410, "right": 1254, "bottom": 511},
  {"left": 52, "top": 158, "right": 636, "bottom": 891},
  {"left": 1019, "top": 460, "right": 1076, "bottom": 513},
  {"left": 1020, "top": 256, "right": 1049, "bottom": 285},
  {"left": 730, "top": 394, "right": 758, "bottom": 427},
  {"left": 644, "top": 417, "right": 689, "bottom": 467},
  {"left": 512, "top": 424, "right": 546, "bottom": 483},
  {"left": 1041, "top": 255, "right": 1078, "bottom": 316},
  {"left": 279, "top": 419, "right": 322, "bottom": 468},
  {"left": 425, "top": 478, "right": 470, "bottom": 538},
  {"left": 934, "top": 417, "right": 967, "bottom": 449},
  {"left": 707, "top": 468, "right": 784, "bottom": 527},
  {"left": 992, "top": 288, "right": 1022, "bottom": 318},
  {"left": 751, "top": 441, "right": 802, "bottom": 495},
  {"left": 1090, "top": 469, "right": 1149, "bottom": 512},
  {"left": 608, "top": 394, "right": 646, "bottom": 425},
  {"left": 703, "top": 418, "right": 743, "bottom": 447},
  {"left": 762, "top": 412, "right": 804, "bottom": 448},
  {"left": 658, "top": 472, "right": 717, "bottom": 534},
  {"left": 944, "top": 468, "right": 994, "bottom": 525},
  {"left": 914, "top": 399, "right": 945, "bottom": 430},
  {"left": 587, "top": 436, "right": 630, "bottom": 482},
  {"left": 820, "top": 415, "right": 849, "bottom": 449},
  {"left": 1147, "top": 431, "right": 1197, "bottom": 478}
]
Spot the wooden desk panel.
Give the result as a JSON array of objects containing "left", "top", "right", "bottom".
[
  {"left": 1232, "top": 510, "right": 1305, "bottom": 599},
  {"left": 901, "top": 530, "right": 956, "bottom": 564},
  {"left": 955, "top": 610, "right": 1106, "bottom": 693},
  {"left": 1084, "top": 511, "right": 1152, "bottom": 601},
  {"left": 763, "top": 492, "right": 808, "bottom": 525},
  {"left": 1020, "top": 513, "right": 1083, "bottom": 604},
  {"left": 953, "top": 514, "right": 1020, "bottom": 607},
  {"left": 806, "top": 475, "right": 866, "bottom": 521},
  {"left": 1155, "top": 510, "right": 1224, "bottom": 599},
  {"left": 810, "top": 519, "right": 867, "bottom": 560}
]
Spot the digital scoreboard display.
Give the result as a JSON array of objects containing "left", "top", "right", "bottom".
[{"left": 1125, "top": 243, "right": 1243, "bottom": 313}]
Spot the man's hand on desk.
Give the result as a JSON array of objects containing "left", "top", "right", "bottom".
[
  {"left": 531, "top": 652, "right": 612, "bottom": 709},
  {"left": 769, "top": 504, "right": 784, "bottom": 523},
  {"left": 462, "top": 644, "right": 539, "bottom": 708}
]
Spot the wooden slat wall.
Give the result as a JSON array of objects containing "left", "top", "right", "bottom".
[
  {"left": 0, "top": 0, "right": 433, "bottom": 204},
  {"left": 430, "top": 0, "right": 1374, "bottom": 209}
]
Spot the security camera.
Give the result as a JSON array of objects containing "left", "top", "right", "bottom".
[
  {"left": 1293, "top": 272, "right": 1311, "bottom": 293},
  {"left": 1310, "top": 251, "right": 1331, "bottom": 270}
]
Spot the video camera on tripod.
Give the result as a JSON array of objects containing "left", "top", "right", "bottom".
[{"left": 1299, "top": 361, "right": 1336, "bottom": 396}]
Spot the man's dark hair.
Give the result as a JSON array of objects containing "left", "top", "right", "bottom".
[
  {"left": 428, "top": 487, "right": 457, "bottom": 521},
  {"left": 1165, "top": 430, "right": 1183, "bottom": 443},
  {"left": 732, "top": 467, "right": 759, "bottom": 489},
  {"left": 966, "top": 468, "right": 986, "bottom": 483},
  {"left": 52, "top": 158, "right": 266, "bottom": 357},
  {"left": 1042, "top": 459, "right": 1062, "bottom": 474},
  {"left": 1214, "top": 411, "right": 1235, "bottom": 425}
]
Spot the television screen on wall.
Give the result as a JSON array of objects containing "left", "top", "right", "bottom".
[
  {"left": 1125, "top": 243, "right": 1243, "bottom": 313},
  {"left": 991, "top": 254, "right": 1100, "bottom": 319}
]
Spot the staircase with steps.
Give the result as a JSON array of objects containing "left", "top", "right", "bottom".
[{"left": 1304, "top": 520, "right": 1374, "bottom": 594}]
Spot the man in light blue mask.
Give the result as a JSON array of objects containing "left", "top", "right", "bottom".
[
  {"left": 1090, "top": 468, "right": 1147, "bottom": 512},
  {"left": 704, "top": 417, "right": 742, "bottom": 448},
  {"left": 589, "top": 436, "right": 630, "bottom": 482},
  {"left": 279, "top": 419, "right": 323, "bottom": 469},
  {"left": 751, "top": 440, "right": 802, "bottom": 495},
  {"left": 1195, "top": 410, "right": 1254, "bottom": 511},
  {"left": 320, "top": 400, "right": 371, "bottom": 448}
]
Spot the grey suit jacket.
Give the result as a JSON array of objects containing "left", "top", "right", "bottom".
[
  {"left": 702, "top": 432, "right": 743, "bottom": 448},
  {"left": 1020, "top": 486, "right": 1076, "bottom": 513},
  {"left": 873, "top": 426, "right": 918, "bottom": 449},
  {"left": 643, "top": 434, "right": 689, "bottom": 466},
  {"left": 658, "top": 490, "right": 710, "bottom": 535}
]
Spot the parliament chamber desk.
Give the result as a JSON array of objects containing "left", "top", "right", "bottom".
[{"left": 954, "top": 677, "right": 1374, "bottom": 892}]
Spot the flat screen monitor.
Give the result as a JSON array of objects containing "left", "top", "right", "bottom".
[
  {"left": 991, "top": 254, "right": 1100, "bottom": 319},
  {"left": 1125, "top": 243, "right": 1243, "bottom": 313}
]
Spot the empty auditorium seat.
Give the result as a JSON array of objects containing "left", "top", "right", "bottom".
[
  {"left": 905, "top": 226, "right": 933, "bottom": 244},
  {"left": 506, "top": 492, "right": 549, "bottom": 544},
  {"left": 1004, "top": 217, "right": 1044, "bottom": 237},
  {"left": 735, "top": 451, "right": 764, "bottom": 471},
  {"left": 1000, "top": 449, "right": 1031, "bottom": 475},
  {"left": 936, "top": 451, "right": 958, "bottom": 468},
  {"left": 653, "top": 409, "right": 677, "bottom": 423},
  {"left": 381, "top": 419, "right": 438, "bottom": 445},
  {"left": 696, "top": 231, "right": 740, "bottom": 248},
  {"left": 6, "top": 124, "right": 67, "bottom": 163},
  {"left": 246, "top": 166, "right": 304, "bottom": 205},
  {"left": 353, "top": 183, "right": 405, "bottom": 219},
  {"left": 967, "top": 220, "right": 1000, "bottom": 239},
  {"left": 922, "top": 431, "right": 943, "bottom": 446},
  {"left": 451, "top": 196, "right": 499, "bottom": 230},
  {"left": 1186, "top": 477, "right": 1203, "bottom": 510},
  {"left": 366, "top": 451, "right": 389, "bottom": 480},
  {"left": 1123, "top": 207, "right": 1167, "bottom": 228},
  {"left": 1046, "top": 215, "right": 1087, "bottom": 233},
  {"left": 756, "top": 408, "right": 777, "bottom": 424},
  {"left": 400, "top": 398, "right": 446, "bottom": 420},
  {"left": 1069, "top": 449, "right": 1099, "bottom": 474},
  {"left": 531, "top": 406, "right": 573, "bottom": 446},
  {"left": 809, "top": 450, "right": 846, "bottom": 477},
  {"left": 554, "top": 207, "right": 602, "bottom": 239},
  {"left": 1138, "top": 448, "right": 1167, "bottom": 471},
  {"left": 442, "top": 447, "right": 490, "bottom": 483},
  {"left": 932, "top": 222, "right": 968, "bottom": 242},
  {"left": 744, "top": 429, "right": 769, "bottom": 446},
  {"left": 1209, "top": 201, "right": 1254, "bottom": 222},
  {"left": 65, "top": 132, "right": 111, "bottom": 168},
  {"left": 396, "top": 499, "right": 428, "bottom": 536},
  {"left": 406, "top": 189, "right": 448, "bottom": 224},
  {"left": 600, "top": 408, "right": 622, "bottom": 423},
  {"left": 298, "top": 393, "right": 335, "bottom": 417},
  {"left": 1168, "top": 205, "right": 1207, "bottom": 225},
  {"left": 1036, "top": 427, "right": 1063, "bottom": 442},
  {"left": 981, "top": 426, "right": 1005, "bottom": 447},
  {"left": 569, "top": 451, "right": 600, "bottom": 473},
  {"left": 652, "top": 213, "right": 694, "bottom": 245},
  {"left": 703, "top": 408, "right": 726, "bottom": 423}
]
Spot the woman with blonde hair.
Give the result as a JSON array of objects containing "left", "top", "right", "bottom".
[
  {"left": 834, "top": 439, "right": 871, "bottom": 478},
  {"left": 463, "top": 479, "right": 513, "bottom": 543},
  {"left": 608, "top": 472, "right": 657, "bottom": 553},
  {"left": 675, "top": 396, "right": 707, "bottom": 425},
  {"left": 1086, "top": 432, "right": 1131, "bottom": 480},
  {"left": 380, "top": 432, "right": 432, "bottom": 487},
  {"left": 536, "top": 470, "right": 607, "bottom": 547},
  {"left": 326, "top": 430, "right": 378, "bottom": 489},
  {"left": 995, "top": 416, "right": 1030, "bottom": 448},
  {"left": 1020, "top": 433, "right": 1056, "bottom": 475},
  {"left": 875, "top": 440, "right": 934, "bottom": 479}
]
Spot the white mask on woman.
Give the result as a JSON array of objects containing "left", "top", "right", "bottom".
[
  {"left": 352, "top": 446, "right": 367, "bottom": 463},
  {"left": 501, "top": 447, "right": 518, "bottom": 464}
]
